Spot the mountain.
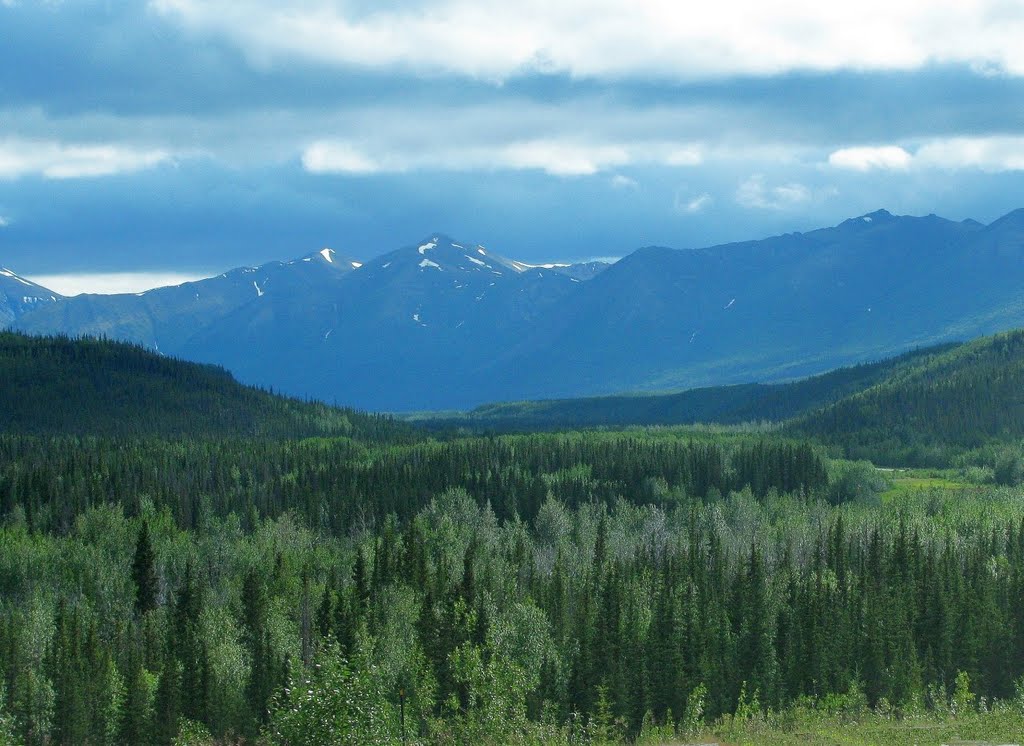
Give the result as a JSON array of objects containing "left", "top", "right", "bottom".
[
  {"left": 0, "top": 268, "right": 61, "bottom": 326},
  {"left": 174, "top": 236, "right": 608, "bottom": 409},
  {"left": 413, "top": 343, "right": 956, "bottom": 432},
  {"left": 0, "top": 331, "right": 414, "bottom": 441},
  {"left": 8, "top": 208, "right": 1024, "bottom": 411},
  {"left": 483, "top": 209, "right": 993, "bottom": 402},
  {"left": 12, "top": 247, "right": 359, "bottom": 353}
]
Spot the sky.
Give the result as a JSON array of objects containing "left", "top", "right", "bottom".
[{"left": 2, "top": 1, "right": 1024, "bottom": 294}]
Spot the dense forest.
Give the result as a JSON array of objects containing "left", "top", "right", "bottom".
[{"left": 1, "top": 333, "right": 1024, "bottom": 743}]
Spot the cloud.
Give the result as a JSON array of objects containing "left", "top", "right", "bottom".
[
  {"left": 0, "top": 216, "right": 8, "bottom": 227},
  {"left": 666, "top": 147, "right": 702, "bottom": 167},
  {"left": 302, "top": 142, "right": 381, "bottom": 174},
  {"left": 0, "top": 140, "right": 171, "bottom": 180},
  {"left": 301, "top": 137, "right": 702, "bottom": 177},
  {"left": 828, "top": 145, "right": 912, "bottom": 171},
  {"left": 610, "top": 174, "right": 638, "bottom": 189},
  {"left": 829, "top": 137, "right": 1024, "bottom": 173},
  {"left": 25, "top": 272, "right": 210, "bottom": 296},
  {"left": 915, "top": 136, "right": 1024, "bottom": 172},
  {"left": 736, "top": 174, "right": 812, "bottom": 210},
  {"left": 151, "top": 1, "right": 1024, "bottom": 80},
  {"left": 495, "top": 141, "right": 630, "bottom": 176},
  {"left": 676, "top": 192, "right": 712, "bottom": 213}
]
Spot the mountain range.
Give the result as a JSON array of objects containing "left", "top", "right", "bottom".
[{"left": 5, "top": 207, "right": 1024, "bottom": 411}]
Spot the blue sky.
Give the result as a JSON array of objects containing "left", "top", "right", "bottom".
[{"left": 2, "top": 0, "right": 1024, "bottom": 293}]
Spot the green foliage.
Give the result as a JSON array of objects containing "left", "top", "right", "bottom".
[
  {"left": 952, "top": 669, "right": 976, "bottom": 718},
  {"left": 265, "top": 644, "right": 397, "bottom": 746}
]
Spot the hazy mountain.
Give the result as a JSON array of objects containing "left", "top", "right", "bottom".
[
  {"left": 176, "top": 235, "right": 591, "bottom": 409},
  {"left": 9, "top": 209, "right": 1024, "bottom": 411},
  {"left": 14, "top": 248, "right": 360, "bottom": 352}
]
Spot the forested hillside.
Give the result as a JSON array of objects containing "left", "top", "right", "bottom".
[
  {"left": 0, "top": 332, "right": 410, "bottom": 441},
  {"left": 794, "top": 329, "right": 1024, "bottom": 465},
  {"left": 422, "top": 344, "right": 953, "bottom": 432}
]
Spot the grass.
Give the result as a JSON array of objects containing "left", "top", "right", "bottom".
[
  {"left": 878, "top": 468, "right": 979, "bottom": 503},
  {"left": 688, "top": 709, "right": 1024, "bottom": 745}
]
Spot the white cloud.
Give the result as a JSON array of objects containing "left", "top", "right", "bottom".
[
  {"left": 302, "top": 142, "right": 381, "bottom": 174},
  {"left": 301, "top": 138, "right": 701, "bottom": 177},
  {"left": 665, "top": 147, "right": 703, "bottom": 167},
  {"left": 915, "top": 136, "right": 1024, "bottom": 172},
  {"left": 736, "top": 174, "right": 812, "bottom": 210},
  {"left": 25, "top": 272, "right": 210, "bottom": 296},
  {"left": 151, "top": 0, "right": 1024, "bottom": 80},
  {"left": 676, "top": 192, "right": 712, "bottom": 213},
  {"left": 828, "top": 145, "right": 913, "bottom": 171},
  {"left": 829, "top": 137, "right": 1024, "bottom": 173},
  {"left": 610, "top": 174, "right": 638, "bottom": 189},
  {"left": 494, "top": 141, "right": 630, "bottom": 176},
  {"left": 0, "top": 216, "right": 8, "bottom": 227},
  {"left": 0, "top": 140, "right": 171, "bottom": 180}
]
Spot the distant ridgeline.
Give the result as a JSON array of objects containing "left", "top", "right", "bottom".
[{"left": 0, "top": 332, "right": 412, "bottom": 441}]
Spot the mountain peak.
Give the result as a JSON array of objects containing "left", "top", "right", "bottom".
[
  {"left": 298, "top": 247, "right": 363, "bottom": 270},
  {"left": 835, "top": 208, "right": 897, "bottom": 231},
  {"left": 987, "top": 207, "right": 1024, "bottom": 230}
]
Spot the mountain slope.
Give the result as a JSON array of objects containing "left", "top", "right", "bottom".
[
  {"left": 175, "top": 235, "right": 589, "bottom": 409},
  {"left": 13, "top": 248, "right": 360, "bottom": 352},
  {"left": 0, "top": 332, "right": 414, "bottom": 441},
  {"left": 0, "top": 268, "right": 61, "bottom": 326},
  {"left": 485, "top": 210, "right": 991, "bottom": 401}
]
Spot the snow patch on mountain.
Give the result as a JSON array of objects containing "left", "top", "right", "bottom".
[
  {"left": 0, "top": 269, "right": 33, "bottom": 287},
  {"left": 419, "top": 258, "right": 441, "bottom": 270},
  {"left": 320, "top": 248, "right": 334, "bottom": 263},
  {"left": 418, "top": 240, "right": 438, "bottom": 254},
  {"left": 510, "top": 260, "right": 571, "bottom": 272}
]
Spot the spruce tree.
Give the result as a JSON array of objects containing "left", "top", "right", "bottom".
[{"left": 132, "top": 521, "right": 158, "bottom": 616}]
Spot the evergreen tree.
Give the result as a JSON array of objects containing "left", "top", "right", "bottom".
[{"left": 133, "top": 521, "right": 159, "bottom": 616}]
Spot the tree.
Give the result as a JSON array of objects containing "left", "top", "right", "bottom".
[{"left": 133, "top": 521, "right": 159, "bottom": 616}]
